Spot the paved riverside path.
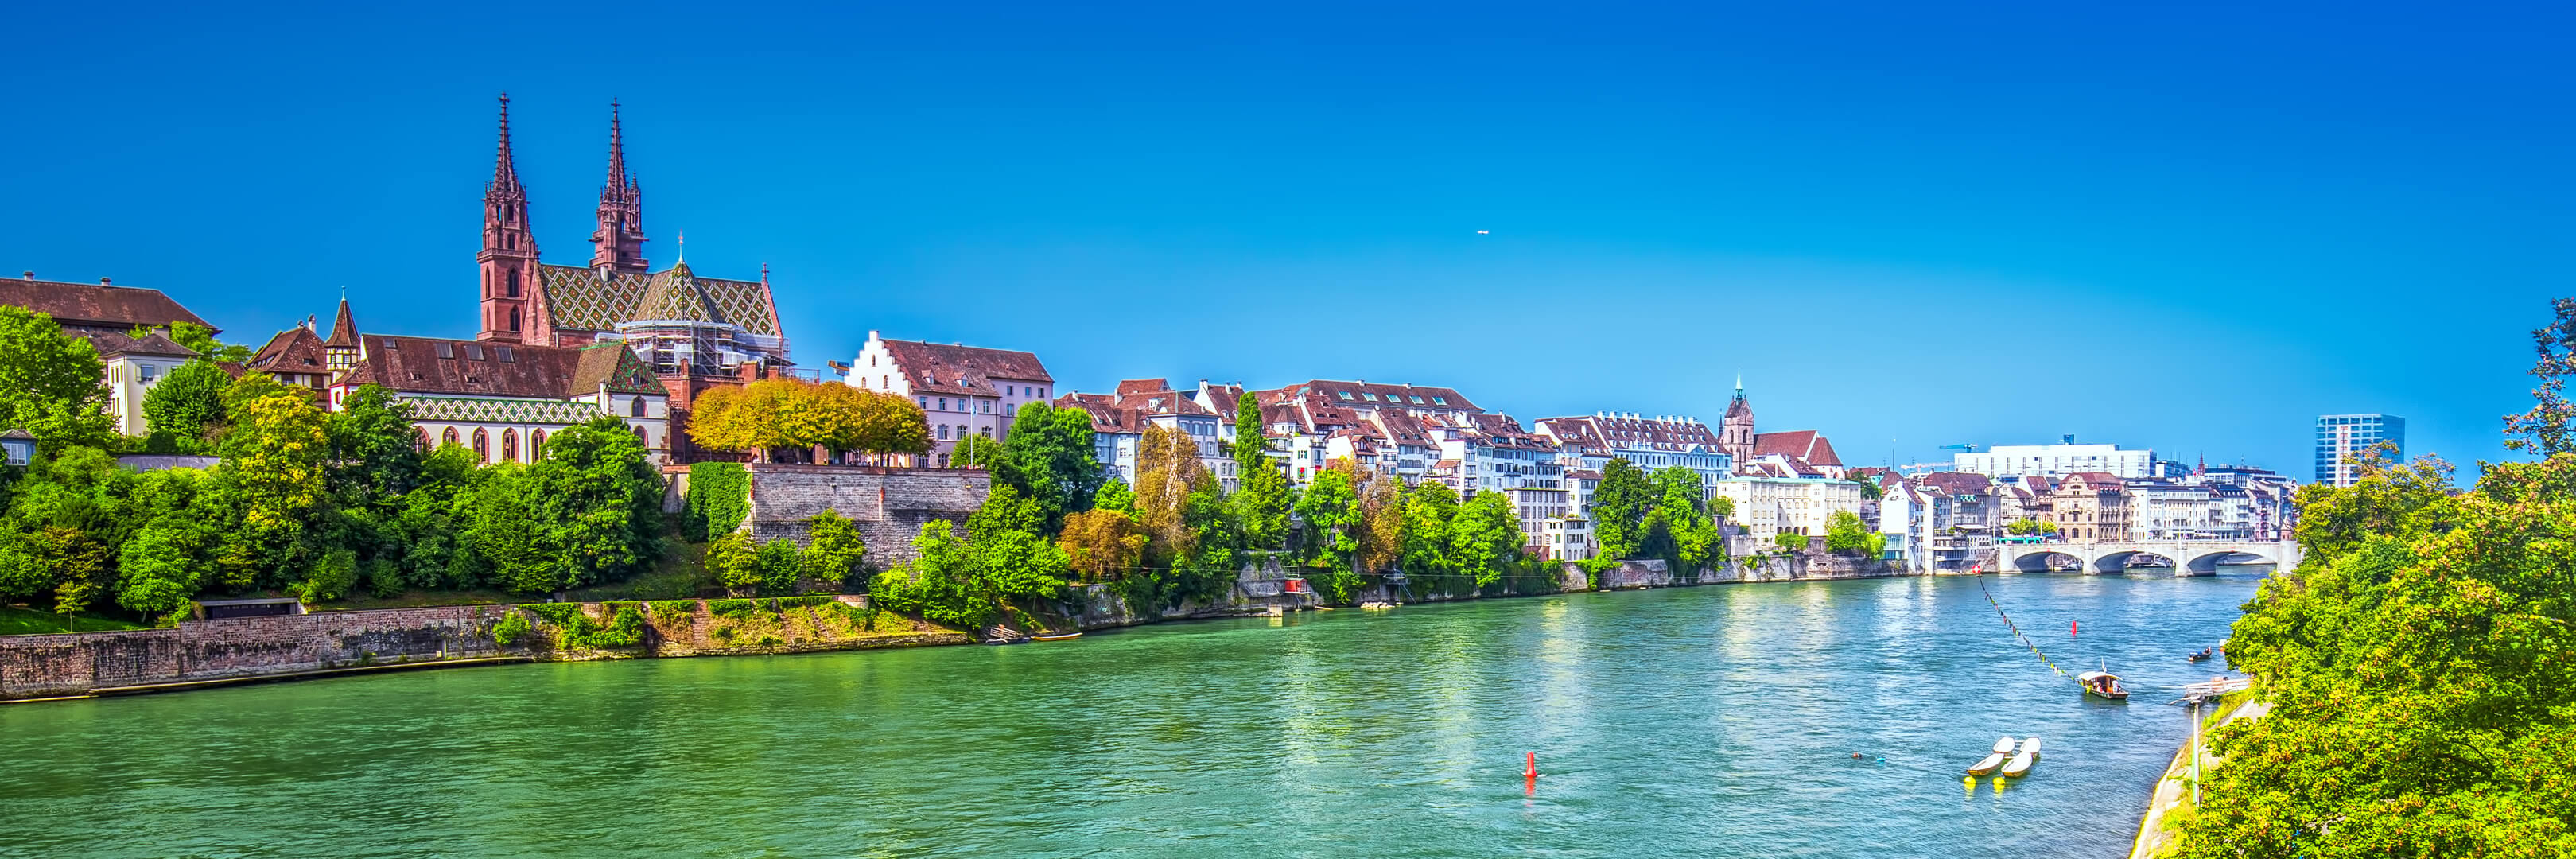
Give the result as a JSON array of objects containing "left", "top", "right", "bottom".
[{"left": 2130, "top": 698, "right": 2272, "bottom": 858}]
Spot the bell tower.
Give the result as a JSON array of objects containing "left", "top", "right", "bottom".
[
  {"left": 1721, "top": 372, "right": 1755, "bottom": 464},
  {"left": 590, "top": 99, "right": 649, "bottom": 274},
  {"left": 478, "top": 94, "right": 541, "bottom": 344}
]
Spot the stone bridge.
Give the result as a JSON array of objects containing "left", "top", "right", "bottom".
[{"left": 2000, "top": 540, "right": 2302, "bottom": 576}]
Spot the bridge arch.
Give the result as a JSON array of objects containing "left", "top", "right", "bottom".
[
  {"left": 2184, "top": 547, "right": 2280, "bottom": 575},
  {"left": 2004, "top": 546, "right": 2085, "bottom": 573},
  {"left": 2092, "top": 550, "right": 2177, "bottom": 574}
]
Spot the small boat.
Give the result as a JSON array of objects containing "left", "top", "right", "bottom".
[
  {"left": 1032, "top": 632, "right": 1082, "bottom": 642},
  {"left": 1967, "top": 736, "right": 2015, "bottom": 775},
  {"left": 2186, "top": 647, "right": 2213, "bottom": 663},
  {"left": 1998, "top": 737, "right": 2042, "bottom": 778},
  {"left": 1358, "top": 601, "right": 1397, "bottom": 610},
  {"left": 2078, "top": 670, "right": 2129, "bottom": 700}
]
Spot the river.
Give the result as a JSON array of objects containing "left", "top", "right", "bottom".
[{"left": 0, "top": 570, "right": 2264, "bottom": 858}]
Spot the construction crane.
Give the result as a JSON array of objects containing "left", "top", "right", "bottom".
[{"left": 1940, "top": 442, "right": 1981, "bottom": 453}]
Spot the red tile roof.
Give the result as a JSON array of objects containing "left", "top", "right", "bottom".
[
  {"left": 1, "top": 276, "right": 212, "bottom": 334},
  {"left": 249, "top": 326, "right": 328, "bottom": 375},
  {"left": 1754, "top": 430, "right": 1842, "bottom": 467},
  {"left": 881, "top": 339, "right": 1053, "bottom": 398},
  {"left": 1115, "top": 379, "right": 1172, "bottom": 396},
  {"left": 84, "top": 330, "right": 200, "bottom": 359},
  {"left": 337, "top": 336, "right": 662, "bottom": 398}
]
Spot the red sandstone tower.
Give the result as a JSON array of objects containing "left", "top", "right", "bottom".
[
  {"left": 589, "top": 99, "right": 649, "bottom": 274},
  {"left": 477, "top": 95, "right": 540, "bottom": 344}
]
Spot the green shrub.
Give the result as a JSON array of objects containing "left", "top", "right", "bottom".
[
  {"left": 776, "top": 595, "right": 834, "bottom": 610},
  {"left": 491, "top": 612, "right": 532, "bottom": 646},
  {"left": 580, "top": 604, "right": 647, "bottom": 648},
  {"left": 520, "top": 602, "right": 587, "bottom": 626},
  {"left": 648, "top": 600, "right": 698, "bottom": 624},
  {"left": 682, "top": 462, "right": 751, "bottom": 542},
  {"left": 709, "top": 598, "right": 759, "bottom": 619},
  {"left": 712, "top": 625, "right": 735, "bottom": 642}
]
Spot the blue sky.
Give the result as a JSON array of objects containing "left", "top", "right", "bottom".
[{"left": 7, "top": 2, "right": 2570, "bottom": 475}]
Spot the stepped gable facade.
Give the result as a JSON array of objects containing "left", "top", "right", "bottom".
[{"left": 843, "top": 331, "right": 1055, "bottom": 467}]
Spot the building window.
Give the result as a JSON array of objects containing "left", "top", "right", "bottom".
[
  {"left": 472, "top": 428, "right": 489, "bottom": 461},
  {"left": 509, "top": 309, "right": 521, "bottom": 332},
  {"left": 506, "top": 269, "right": 521, "bottom": 297},
  {"left": 414, "top": 427, "right": 431, "bottom": 452},
  {"left": 938, "top": 425, "right": 950, "bottom": 441},
  {"left": 533, "top": 428, "right": 547, "bottom": 454},
  {"left": 630, "top": 397, "right": 647, "bottom": 418},
  {"left": 634, "top": 426, "right": 649, "bottom": 447},
  {"left": 980, "top": 426, "right": 993, "bottom": 438},
  {"left": 502, "top": 429, "right": 519, "bottom": 463},
  {"left": 443, "top": 427, "right": 460, "bottom": 448}
]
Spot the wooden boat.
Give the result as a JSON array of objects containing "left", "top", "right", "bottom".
[
  {"left": 1998, "top": 737, "right": 2041, "bottom": 778},
  {"left": 1967, "top": 736, "right": 2015, "bottom": 775},
  {"left": 1358, "top": 601, "right": 1397, "bottom": 610},
  {"left": 1032, "top": 632, "right": 1082, "bottom": 642},
  {"left": 2078, "top": 670, "right": 2129, "bottom": 700},
  {"left": 2186, "top": 647, "right": 2214, "bottom": 663}
]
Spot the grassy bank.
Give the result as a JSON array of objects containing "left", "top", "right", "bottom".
[{"left": 0, "top": 605, "right": 153, "bottom": 636}]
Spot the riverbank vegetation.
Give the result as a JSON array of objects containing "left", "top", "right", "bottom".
[
  {"left": 2171, "top": 300, "right": 2576, "bottom": 857},
  {"left": 0, "top": 308, "right": 672, "bottom": 629}
]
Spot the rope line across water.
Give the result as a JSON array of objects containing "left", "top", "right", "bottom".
[{"left": 1976, "top": 574, "right": 2080, "bottom": 685}]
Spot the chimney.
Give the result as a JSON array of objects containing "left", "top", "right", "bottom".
[
  {"left": 99, "top": 277, "right": 111, "bottom": 286},
  {"left": 19, "top": 272, "right": 30, "bottom": 280}
]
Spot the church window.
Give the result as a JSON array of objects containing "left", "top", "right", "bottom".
[
  {"left": 533, "top": 429, "right": 547, "bottom": 453},
  {"left": 507, "top": 269, "right": 521, "bottom": 297},
  {"left": 509, "top": 309, "right": 521, "bottom": 332},
  {"left": 414, "top": 427, "right": 430, "bottom": 452},
  {"left": 503, "top": 429, "right": 519, "bottom": 463},
  {"left": 472, "top": 429, "right": 489, "bottom": 461},
  {"left": 442, "top": 427, "right": 459, "bottom": 448},
  {"left": 631, "top": 397, "right": 647, "bottom": 418}
]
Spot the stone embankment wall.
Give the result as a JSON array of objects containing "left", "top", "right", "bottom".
[
  {"left": 0, "top": 606, "right": 509, "bottom": 700},
  {"left": 533, "top": 597, "right": 970, "bottom": 660},
  {"left": 729, "top": 464, "right": 989, "bottom": 569}
]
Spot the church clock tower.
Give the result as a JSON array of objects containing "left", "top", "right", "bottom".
[{"left": 1721, "top": 373, "right": 1755, "bottom": 464}]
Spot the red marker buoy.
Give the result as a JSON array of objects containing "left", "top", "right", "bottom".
[
  {"left": 2072, "top": 620, "right": 2078, "bottom": 636},
  {"left": 1524, "top": 752, "right": 1538, "bottom": 779}
]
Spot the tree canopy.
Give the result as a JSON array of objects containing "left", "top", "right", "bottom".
[{"left": 0, "top": 306, "right": 115, "bottom": 451}]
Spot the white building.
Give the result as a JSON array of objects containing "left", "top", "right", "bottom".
[
  {"left": 1714, "top": 470, "right": 1866, "bottom": 545},
  {"left": 1955, "top": 439, "right": 2158, "bottom": 480},
  {"left": 330, "top": 334, "right": 671, "bottom": 465},
  {"left": 841, "top": 331, "right": 1055, "bottom": 468},
  {"left": 3, "top": 273, "right": 218, "bottom": 438},
  {"left": 91, "top": 331, "right": 202, "bottom": 437},
  {"left": 1533, "top": 413, "right": 1735, "bottom": 495},
  {"left": 1056, "top": 380, "right": 1232, "bottom": 489}
]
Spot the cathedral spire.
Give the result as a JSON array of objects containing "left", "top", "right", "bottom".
[
  {"left": 591, "top": 99, "right": 649, "bottom": 274},
  {"left": 489, "top": 93, "right": 522, "bottom": 195},
  {"left": 479, "top": 93, "right": 540, "bottom": 344}
]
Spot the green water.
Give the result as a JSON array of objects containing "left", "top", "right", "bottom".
[{"left": 0, "top": 572, "right": 2264, "bottom": 857}]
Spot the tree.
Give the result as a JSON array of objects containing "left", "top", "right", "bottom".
[
  {"left": 1447, "top": 490, "right": 1521, "bottom": 590},
  {"left": 1583, "top": 458, "right": 1653, "bottom": 573},
  {"left": 166, "top": 321, "right": 251, "bottom": 363},
  {"left": 1230, "top": 463, "right": 1294, "bottom": 551},
  {"left": 1774, "top": 531, "right": 1809, "bottom": 552},
  {"left": 1295, "top": 464, "right": 1362, "bottom": 597},
  {"left": 869, "top": 485, "right": 1072, "bottom": 629},
  {"left": 1645, "top": 467, "right": 1722, "bottom": 574},
  {"left": 40, "top": 527, "right": 115, "bottom": 629},
  {"left": 1823, "top": 509, "right": 1872, "bottom": 554},
  {"left": 849, "top": 388, "right": 931, "bottom": 461},
  {"left": 1093, "top": 478, "right": 1135, "bottom": 514},
  {"left": 1357, "top": 469, "right": 1404, "bottom": 574},
  {"left": 950, "top": 433, "right": 1004, "bottom": 469},
  {"left": 2005, "top": 517, "right": 2057, "bottom": 536},
  {"left": 801, "top": 510, "right": 868, "bottom": 589},
  {"left": 705, "top": 531, "right": 761, "bottom": 594},
  {"left": 994, "top": 402, "right": 1102, "bottom": 527},
  {"left": 1058, "top": 507, "right": 1148, "bottom": 582},
  {"left": 216, "top": 379, "right": 332, "bottom": 587},
  {"left": 1134, "top": 425, "right": 1213, "bottom": 562},
  {"left": 1400, "top": 482, "right": 1460, "bottom": 593},
  {"left": 753, "top": 538, "right": 802, "bottom": 596},
  {"left": 522, "top": 415, "right": 664, "bottom": 588},
  {"left": 141, "top": 359, "right": 231, "bottom": 449},
  {"left": 0, "top": 305, "right": 115, "bottom": 451},
  {"left": 2504, "top": 296, "right": 2576, "bottom": 454},
  {"left": 325, "top": 385, "right": 423, "bottom": 509},
  {"left": 1232, "top": 391, "right": 1272, "bottom": 477}
]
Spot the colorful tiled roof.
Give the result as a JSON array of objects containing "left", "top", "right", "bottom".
[{"left": 537, "top": 262, "right": 779, "bottom": 336}]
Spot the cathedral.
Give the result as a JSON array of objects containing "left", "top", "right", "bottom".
[{"left": 473, "top": 95, "right": 794, "bottom": 412}]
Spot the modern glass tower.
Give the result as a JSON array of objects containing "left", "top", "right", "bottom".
[{"left": 2315, "top": 414, "right": 2405, "bottom": 488}]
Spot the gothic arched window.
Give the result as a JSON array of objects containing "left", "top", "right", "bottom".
[
  {"left": 634, "top": 426, "right": 649, "bottom": 447},
  {"left": 630, "top": 397, "right": 647, "bottom": 418},
  {"left": 502, "top": 429, "right": 519, "bottom": 463},
  {"left": 531, "top": 428, "right": 547, "bottom": 455},
  {"left": 506, "top": 269, "right": 521, "bottom": 297},
  {"left": 510, "top": 309, "right": 522, "bottom": 332},
  {"left": 442, "top": 427, "right": 460, "bottom": 448},
  {"left": 415, "top": 427, "right": 431, "bottom": 452},
  {"left": 472, "top": 428, "right": 489, "bottom": 461}
]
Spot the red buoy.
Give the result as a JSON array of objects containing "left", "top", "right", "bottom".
[
  {"left": 1524, "top": 752, "right": 1538, "bottom": 779},
  {"left": 2072, "top": 620, "right": 2079, "bottom": 636}
]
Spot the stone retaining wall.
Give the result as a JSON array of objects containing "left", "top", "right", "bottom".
[
  {"left": 0, "top": 606, "right": 507, "bottom": 700},
  {"left": 737, "top": 464, "right": 989, "bottom": 569}
]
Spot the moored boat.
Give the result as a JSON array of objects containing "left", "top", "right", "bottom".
[
  {"left": 1967, "top": 736, "right": 2015, "bottom": 775},
  {"left": 1032, "top": 632, "right": 1082, "bottom": 642},
  {"left": 2077, "top": 670, "right": 2128, "bottom": 700},
  {"left": 1997, "top": 737, "right": 2041, "bottom": 778}
]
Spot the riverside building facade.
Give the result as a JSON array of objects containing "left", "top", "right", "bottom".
[{"left": 2314, "top": 414, "right": 2403, "bottom": 488}]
